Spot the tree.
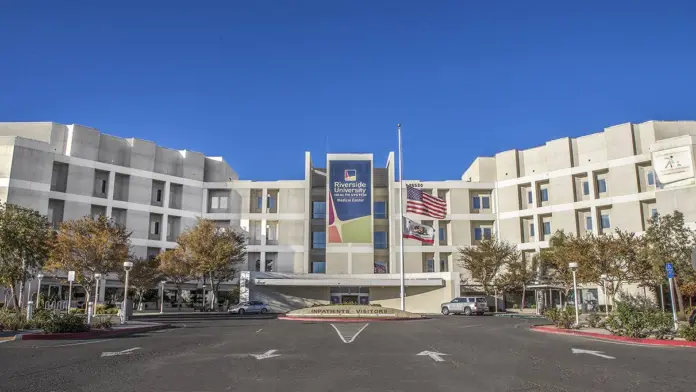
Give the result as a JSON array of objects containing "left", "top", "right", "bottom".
[
  {"left": 120, "top": 256, "right": 161, "bottom": 310},
  {"left": 498, "top": 253, "right": 539, "bottom": 309},
  {"left": 457, "top": 237, "right": 519, "bottom": 295},
  {"left": 0, "top": 203, "right": 53, "bottom": 309},
  {"left": 541, "top": 231, "right": 595, "bottom": 300},
  {"left": 47, "top": 215, "right": 130, "bottom": 309},
  {"left": 157, "top": 248, "right": 194, "bottom": 309},
  {"left": 177, "top": 219, "right": 247, "bottom": 310},
  {"left": 641, "top": 211, "right": 696, "bottom": 317},
  {"left": 680, "top": 280, "right": 696, "bottom": 308}
]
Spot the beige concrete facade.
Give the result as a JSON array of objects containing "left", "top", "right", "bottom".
[{"left": 3, "top": 120, "right": 696, "bottom": 313}]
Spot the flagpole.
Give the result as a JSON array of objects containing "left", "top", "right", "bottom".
[{"left": 398, "top": 124, "right": 406, "bottom": 311}]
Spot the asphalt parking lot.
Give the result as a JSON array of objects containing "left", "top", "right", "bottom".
[{"left": 2, "top": 315, "right": 696, "bottom": 392}]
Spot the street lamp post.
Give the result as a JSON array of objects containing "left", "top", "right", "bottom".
[
  {"left": 569, "top": 262, "right": 580, "bottom": 327},
  {"left": 201, "top": 285, "right": 207, "bottom": 312},
  {"left": 93, "top": 273, "right": 102, "bottom": 316},
  {"left": 122, "top": 261, "right": 133, "bottom": 324},
  {"left": 36, "top": 273, "right": 44, "bottom": 310}
]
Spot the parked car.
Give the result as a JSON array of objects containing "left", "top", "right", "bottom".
[
  {"left": 228, "top": 301, "right": 271, "bottom": 315},
  {"left": 441, "top": 297, "right": 488, "bottom": 316}
]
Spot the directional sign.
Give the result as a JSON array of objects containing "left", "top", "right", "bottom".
[
  {"left": 666, "top": 263, "right": 675, "bottom": 279},
  {"left": 571, "top": 348, "right": 615, "bottom": 359},
  {"left": 417, "top": 350, "right": 448, "bottom": 362},
  {"left": 101, "top": 347, "right": 141, "bottom": 358},
  {"left": 250, "top": 350, "right": 281, "bottom": 360}
]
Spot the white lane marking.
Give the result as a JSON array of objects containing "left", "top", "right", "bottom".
[
  {"left": 571, "top": 348, "right": 615, "bottom": 359},
  {"left": 101, "top": 347, "right": 142, "bottom": 357},
  {"left": 251, "top": 349, "right": 281, "bottom": 360},
  {"left": 331, "top": 323, "right": 369, "bottom": 344},
  {"left": 255, "top": 328, "right": 262, "bottom": 333},
  {"left": 417, "top": 350, "right": 448, "bottom": 362},
  {"left": 514, "top": 320, "right": 530, "bottom": 329},
  {"left": 459, "top": 324, "right": 482, "bottom": 329},
  {"left": 211, "top": 341, "right": 228, "bottom": 349},
  {"left": 43, "top": 339, "right": 113, "bottom": 348},
  {"left": 0, "top": 340, "right": 11, "bottom": 344}
]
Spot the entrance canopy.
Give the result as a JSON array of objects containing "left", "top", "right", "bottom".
[{"left": 254, "top": 277, "right": 444, "bottom": 287}]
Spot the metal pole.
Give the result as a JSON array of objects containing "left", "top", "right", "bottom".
[
  {"left": 160, "top": 282, "right": 165, "bottom": 314},
  {"left": 67, "top": 281, "right": 73, "bottom": 311},
  {"left": 37, "top": 276, "right": 43, "bottom": 310},
  {"left": 123, "top": 269, "right": 130, "bottom": 322},
  {"left": 398, "top": 124, "right": 406, "bottom": 311},
  {"left": 660, "top": 284, "right": 665, "bottom": 311},
  {"left": 668, "top": 277, "right": 679, "bottom": 331},
  {"left": 572, "top": 270, "right": 580, "bottom": 326},
  {"left": 93, "top": 278, "right": 100, "bottom": 316}
]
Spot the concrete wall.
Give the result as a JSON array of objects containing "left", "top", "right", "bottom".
[
  {"left": 97, "top": 134, "right": 131, "bottom": 167},
  {"left": 252, "top": 286, "right": 329, "bottom": 312},
  {"left": 66, "top": 165, "right": 95, "bottom": 197},
  {"left": 7, "top": 187, "right": 47, "bottom": 214},
  {"left": 279, "top": 188, "right": 305, "bottom": 213},
  {"left": 128, "top": 176, "right": 152, "bottom": 205},
  {"left": 371, "top": 282, "right": 456, "bottom": 314},
  {"left": 10, "top": 146, "right": 53, "bottom": 184},
  {"left": 278, "top": 220, "right": 304, "bottom": 245}
]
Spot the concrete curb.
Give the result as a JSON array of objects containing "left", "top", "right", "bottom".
[
  {"left": 278, "top": 316, "right": 427, "bottom": 323},
  {"left": 16, "top": 323, "right": 171, "bottom": 341},
  {"left": 494, "top": 313, "right": 547, "bottom": 319},
  {"left": 530, "top": 325, "right": 696, "bottom": 348}
]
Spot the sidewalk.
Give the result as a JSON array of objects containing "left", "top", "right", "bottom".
[
  {"left": 531, "top": 324, "right": 696, "bottom": 348},
  {"left": 3, "top": 321, "right": 170, "bottom": 341}
]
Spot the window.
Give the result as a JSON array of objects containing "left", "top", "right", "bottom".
[
  {"left": 374, "top": 232, "right": 387, "bottom": 249},
  {"left": 219, "top": 196, "right": 228, "bottom": 209},
  {"left": 473, "top": 195, "right": 490, "bottom": 210},
  {"left": 312, "top": 201, "right": 326, "bottom": 219},
  {"left": 473, "top": 197, "right": 481, "bottom": 209},
  {"left": 474, "top": 227, "right": 492, "bottom": 241},
  {"left": 586, "top": 216, "right": 593, "bottom": 230},
  {"left": 527, "top": 190, "right": 533, "bottom": 204},
  {"left": 529, "top": 223, "right": 535, "bottom": 238},
  {"left": 374, "top": 201, "right": 387, "bottom": 219},
  {"left": 312, "top": 261, "right": 326, "bottom": 274},
  {"left": 211, "top": 197, "right": 219, "bottom": 209},
  {"left": 265, "top": 259, "right": 273, "bottom": 272},
  {"left": 540, "top": 188, "right": 549, "bottom": 202},
  {"left": 440, "top": 259, "right": 448, "bottom": 272},
  {"left": 267, "top": 195, "right": 276, "bottom": 209},
  {"left": 482, "top": 196, "right": 490, "bottom": 209},
  {"left": 582, "top": 181, "right": 589, "bottom": 196},
  {"left": 425, "top": 259, "right": 435, "bottom": 272},
  {"left": 647, "top": 171, "right": 655, "bottom": 186},
  {"left": 151, "top": 221, "right": 160, "bottom": 235},
  {"left": 255, "top": 259, "right": 261, "bottom": 272},
  {"left": 474, "top": 227, "right": 482, "bottom": 241},
  {"left": 256, "top": 196, "right": 263, "bottom": 210},
  {"left": 374, "top": 261, "right": 388, "bottom": 274},
  {"left": 156, "top": 189, "right": 162, "bottom": 202},
  {"left": 439, "top": 227, "right": 446, "bottom": 242},
  {"left": 598, "top": 179, "right": 607, "bottom": 193},
  {"left": 312, "top": 232, "right": 326, "bottom": 249},
  {"left": 601, "top": 214, "right": 611, "bottom": 229},
  {"left": 100, "top": 180, "right": 107, "bottom": 194},
  {"left": 543, "top": 222, "right": 551, "bottom": 235},
  {"left": 483, "top": 228, "right": 492, "bottom": 239},
  {"left": 651, "top": 208, "right": 658, "bottom": 218}
]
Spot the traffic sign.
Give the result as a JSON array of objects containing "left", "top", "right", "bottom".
[
  {"left": 68, "top": 271, "right": 75, "bottom": 282},
  {"left": 665, "top": 263, "right": 675, "bottom": 279}
]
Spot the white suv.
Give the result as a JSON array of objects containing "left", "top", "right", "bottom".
[{"left": 441, "top": 297, "right": 488, "bottom": 316}]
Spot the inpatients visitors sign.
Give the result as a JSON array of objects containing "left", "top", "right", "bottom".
[
  {"left": 652, "top": 146, "right": 695, "bottom": 187},
  {"left": 327, "top": 159, "right": 372, "bottom": 243}
]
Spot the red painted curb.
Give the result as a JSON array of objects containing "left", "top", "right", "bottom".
[
  {"left": 530, "top": 325, "right": 696, "bottom": 348},
  {"left": 19, "top": 324, "right": 170, "bottom": 340},
  {"left": 278, "top": 316, "right": 426, "bottom": 322}
]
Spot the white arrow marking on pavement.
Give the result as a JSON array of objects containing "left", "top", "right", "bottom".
[
  {"left": 417, "top": 350, "right": 448, "bottom": 362},
  {"left": 251, "top": 349, "right": 281, "bottom": 360},
  {"left": 100, "top": 347, "right": 141, "bottom": 358},
  {"left": 571, "top": 348, "right": 615, "bottom": 359},
  {"left": 331, "top": 323, "right": 369, "bottom": 344}
]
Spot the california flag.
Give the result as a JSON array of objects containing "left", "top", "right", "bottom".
[{"left": 403, "top": 217, "right": 435, "bottom": 244}]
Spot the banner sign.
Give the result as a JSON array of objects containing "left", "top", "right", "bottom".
[
  {"left": 403, "top": 217, "right": 435, "bottom": 244},
  {"left": 327, "top": 159, "right": 372, "bottom": 243},
  {"left": 652, "top": 146, "right": 694, "bottom": 186}
]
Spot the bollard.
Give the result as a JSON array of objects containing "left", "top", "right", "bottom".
[
  {"left": 27, "top": 301, "right": 34, "bottom": 321},
  {"left": 87, "top": 302, "right": 93, "bottom": 325}
]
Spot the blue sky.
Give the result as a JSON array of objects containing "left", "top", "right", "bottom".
[{"left": 2, "top": 1, "right": 695, "bottom": 181}]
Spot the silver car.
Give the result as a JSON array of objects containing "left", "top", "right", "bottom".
[
  {"left": 441, "top": 297, "right": 488, "bottom": 316},
  {"left": 228, "top": 301, "right": 271, "bottom": 315}
]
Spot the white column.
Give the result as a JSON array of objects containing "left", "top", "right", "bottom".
[
  {"left": 162, "top": 181, "right": 171, "bottom": 242},
  {"left": 530, "top": 181, "right": 542, "bottom": 241},
  {"left": 106, "top": 171, "right": 116, "bottom": 217},
  {"left": 261, "top": 188, "right": 268, "bottom": 214},
  {"left": 98, "top": 278, "right": 106, "bottom": 302},
  {"left": 587, "top": 171, "right": 599, "bottom": 235}
]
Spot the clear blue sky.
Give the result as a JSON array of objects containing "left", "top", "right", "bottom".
[{"left": 2, "top": 1, "right": 695, "bottom": 181}]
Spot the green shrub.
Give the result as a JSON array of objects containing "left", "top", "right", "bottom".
[
  {"left": 69, "top": 308, "right": 85, "bottom": 314},
  {"left": 604, "top": 294, "right": 674, "bottom": 339},
  {"left": 92, "top": 315, "right": 112, "bottom": 330},
  {"left": 106, "top": 308, "right": 120, "bottom": 315},
  {"left": 95, "top": 304, "right": 107, "bottom": 314},
  {"left": 31, "top": 309, "right": 54, "bottom": 329},
  {"left": 587, "top": 312, "right": 602, "bottom": 328},
  {"left": 42, "top": 313, "right": 90, "bottom": 333},
  {"left": 0, "top": 309, "right": 28, "bottom": 331},
  {"left": 543, "top": 307, "right": 575, "bottom": 329},
  {"left": 678, "top": 324, "right": 696, "bottom": 342}
]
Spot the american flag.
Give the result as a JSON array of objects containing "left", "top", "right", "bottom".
[{"left": 406, "top": 186, "right": 447, "bottom": 219}]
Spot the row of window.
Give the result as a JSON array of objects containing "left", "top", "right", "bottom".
[{"left": 311, "top": 231, "right": 389, "bottom": 249}]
